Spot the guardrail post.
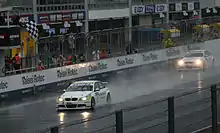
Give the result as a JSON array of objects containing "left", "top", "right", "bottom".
[
  {"left": 115, "top": 110, "right": 123, "bottom": 133},
  {"left": 168, "top": 97, "right": 175, "bottom": 133},
  {"left": 50, "top": 126, "right": 59, "bottom": 133},
  {"left": 211, "top": 84, "right": 218, "bottom": 133}
]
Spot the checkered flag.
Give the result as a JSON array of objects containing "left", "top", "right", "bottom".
[{"left": 25, "top": 20, "right": 39, "bottom": 41}]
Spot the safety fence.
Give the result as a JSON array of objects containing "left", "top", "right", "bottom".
[
  {"left": 3, "top": 16, "right": 220, "bottom": 76},
  {"left": 37, "top": 16, "right": 220, "bottom": 61},
  {"left": 37, "top": 84, "right": 220, "bottom": 133}
]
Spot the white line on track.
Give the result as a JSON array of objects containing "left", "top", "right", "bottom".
[
  {"left": 0, "top": 96, "right": 57, "bottom": 112},
  {"left": 191, "top": 122, "right": 220, "bottom": 133}
]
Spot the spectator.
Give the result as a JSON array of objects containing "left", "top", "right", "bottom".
[
  {"left": 99, "top": 48, "right": 107, "bottom": 59},
  {"left": 57, "top": 55, "right": 66, "bottom": 67},
  {"left": 14, "top": 53, "right": 21, "bottom": 74},
  {"left": 65, "top": 56, "right": 73, "bottom": 65},
  {"left": 92, "top": 50, "right": 100, "bottom": 60},
  {"left": 79, "top": 54, "right": 86, "bottom": 62},
  {"left": 5, "top": 56, "right": 12, "bottom": 72},
  {"left": 36, "top": 60, "right": 45, "bottom": 71},
  {"left": 51, "top": 55, "right": 58, "bottom": 67},
  {"left": 125, "top": 43, "right": 132, "bottom": 55}
]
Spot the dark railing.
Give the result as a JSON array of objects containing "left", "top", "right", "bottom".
[{"left": 38, "top": 84, "right": 220, "bottom": 133}]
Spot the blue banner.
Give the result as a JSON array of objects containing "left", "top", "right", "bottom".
[{"left": 145, "top": 5, "right": 155, "bottom": 13}]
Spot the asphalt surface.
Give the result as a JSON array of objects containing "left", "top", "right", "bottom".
[{"left": 1, "top": 44, "right": 220, "bottom": 133}]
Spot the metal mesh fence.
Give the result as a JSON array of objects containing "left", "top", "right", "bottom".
[
  {"left": 37, "top": 16, "right": 220, "bottom": 62},
  {"left": 4, "top": 16, "right": 220, "bottom": 76},
  {"left": 123, "top": 98, "right": 168, "bottom": 133},
  {"left": 174, "top": 88, "right": 212, "bottom": 133}
]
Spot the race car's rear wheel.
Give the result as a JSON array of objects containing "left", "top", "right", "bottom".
[
  {"left": 212, "top": 59, "right": 215, "bottom": 68},
  {"left": 106, "top": 93, "right": 111, "bottom": 104},
  {"left": 91, "top": 97, "right": 96, "bottom": 110}
]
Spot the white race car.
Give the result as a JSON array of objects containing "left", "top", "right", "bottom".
[
  {"left": 177, "top": 50, "right": 215, "bottom": 71},
  {"left": 56, "top": 80, "right": 111, "bottom": 111}
]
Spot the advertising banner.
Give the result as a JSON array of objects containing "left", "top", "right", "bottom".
[
  {"left": 175, "top": 3, "right": 182, "bottom": 11},
  {"left": 38, "top": 11, "right": 85, "bottom": 24},
  {"left": 132, "top": 5, "right": 146, "bottom": 14},
  {"left": 188, "top": 2, "right": 194, "bottom": 11},
  {"left": 0, "top": 27, "right": 20, "bottom": 49},
  {"left": 155, "top": 4, "right": 168, "bottom": 12},
  {"left": 133, "top": 4, "right": 168, "bottom": 14},
  {"left": 145, "top": 5, "right": 155, "bottom": 13}
]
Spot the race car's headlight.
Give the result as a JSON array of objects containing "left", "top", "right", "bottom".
[
  {"left": 58, "top": 98, "right": 64, "bottom": 102},
  {"left": 80, "top": 95, "right": 91, "bottom": 101},
  {"left": 81, "top": 97, "right": 87, "bottom": 101},
  {"left": 178, "top": 60, "right": 184, "bottom": 66},
  {"left": 195, "top": 59, "right": 202, "bottom": 66}
]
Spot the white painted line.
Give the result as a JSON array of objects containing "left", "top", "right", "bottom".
[
  {"left": 191, "top": 122, "right": 220, "bottom": 133},
  {"left": 191, "top": 125, "right": 212, "bottom": 133},
  {"left": 0, "top": 96, "right": 57, "bottom": 112}
]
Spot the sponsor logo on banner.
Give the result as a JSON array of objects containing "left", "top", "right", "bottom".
[
  {"left": 56, "top": 14, "right": 62, "bottom": 21},
  {"left": 19, "top": 15, "right": 33, "bottom": 23},
  {"left": 117, "top": 58, "right": 134, "bottom": 66},
  {"left": 49, "top": 14, "right": 56, "bottom": 22},
  {"left": 9, "top": 34, "right": 19, "bottom": 39},
  {"left": 22, "top": 74, "right": 45, "bottom": 85},
  {"left": 188, "top": 2, "right": 194, "bottom": 11},
  {"left": 0, "top": 27, "right": 20, "bottom": 47},
  {"left": 38, "top": 14, "right": 49, "bottom": 23},
  {"left": 77, "top": 12, "right": 84, "bottom": 20},
  {"left": 145, "top": 5, "right": 155, "bottom": 13},
  {"left": 39, "top": 12, "right": 85, "bottom": 23},
  {"left": 57, "top": 68, "right": 78, "bottom": 78},
  {"left": 62, "top": 12, "right": 72, "bottom": 21},
  {"left": 142, "top": 53, "right": 158, "bottom": 62},
  {"left": 132, "top": 5, "right": 146, "bottom": 14},
  {"left": 175, "top": 3, "right": 182, "bottom": 11},
  {"left": 0, "top": 34, "right": 6, "bottom": 39},
  {"left": 166, "top": 47, "right": 180, "bottom": 57},
  {"left": 0, "top": 81, "right": 8, "bottom": 90},
  {"left": 155, "top": 4, "right": 168, "bottom": 12},
  {"left": 88, "top": 62, "right": 108, "bottom": 72}
]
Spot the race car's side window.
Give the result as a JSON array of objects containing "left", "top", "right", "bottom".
[
  {"left": 94, "top": 83, "right": 100, "bottom": 90},
  {"left": 98, "top": 82, "right": 105, "bottom": 89},
  {"left": 205, "top": 51, "right": 211, "bottom": 57}
]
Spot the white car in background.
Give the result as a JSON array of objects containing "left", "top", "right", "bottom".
[
  {"left": 56, "top": 80, "right": 111, "bottom": 111},
  {"left": 177, "top": 50, "right": 215, "bottom": 71}
]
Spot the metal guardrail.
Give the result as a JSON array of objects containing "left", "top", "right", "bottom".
[{"left": 36, "top": 84, "right": 220, "bottom": 133}]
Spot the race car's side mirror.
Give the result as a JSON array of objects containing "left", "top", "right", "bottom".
[{"left": 63, "top": 89, "right": 66, "bottom": 92}]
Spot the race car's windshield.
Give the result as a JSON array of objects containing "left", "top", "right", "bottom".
[
  {"left": 185, "top": 52, "right": 203, "bottom": 57},
  {"left": 66, "top": 84, "right": 93, "bottom": 92}
]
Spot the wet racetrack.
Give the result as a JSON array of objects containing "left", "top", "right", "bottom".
[{"left": 1, "top": 44, "right": 220, "bottom": 133}]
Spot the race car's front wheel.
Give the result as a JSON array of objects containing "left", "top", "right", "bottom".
[
  {"left": 106, "top": 93, "right": 111, "bottom": 104},
  {"left": 91, "top": 97, "right": 96, "bottom": 110}
]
